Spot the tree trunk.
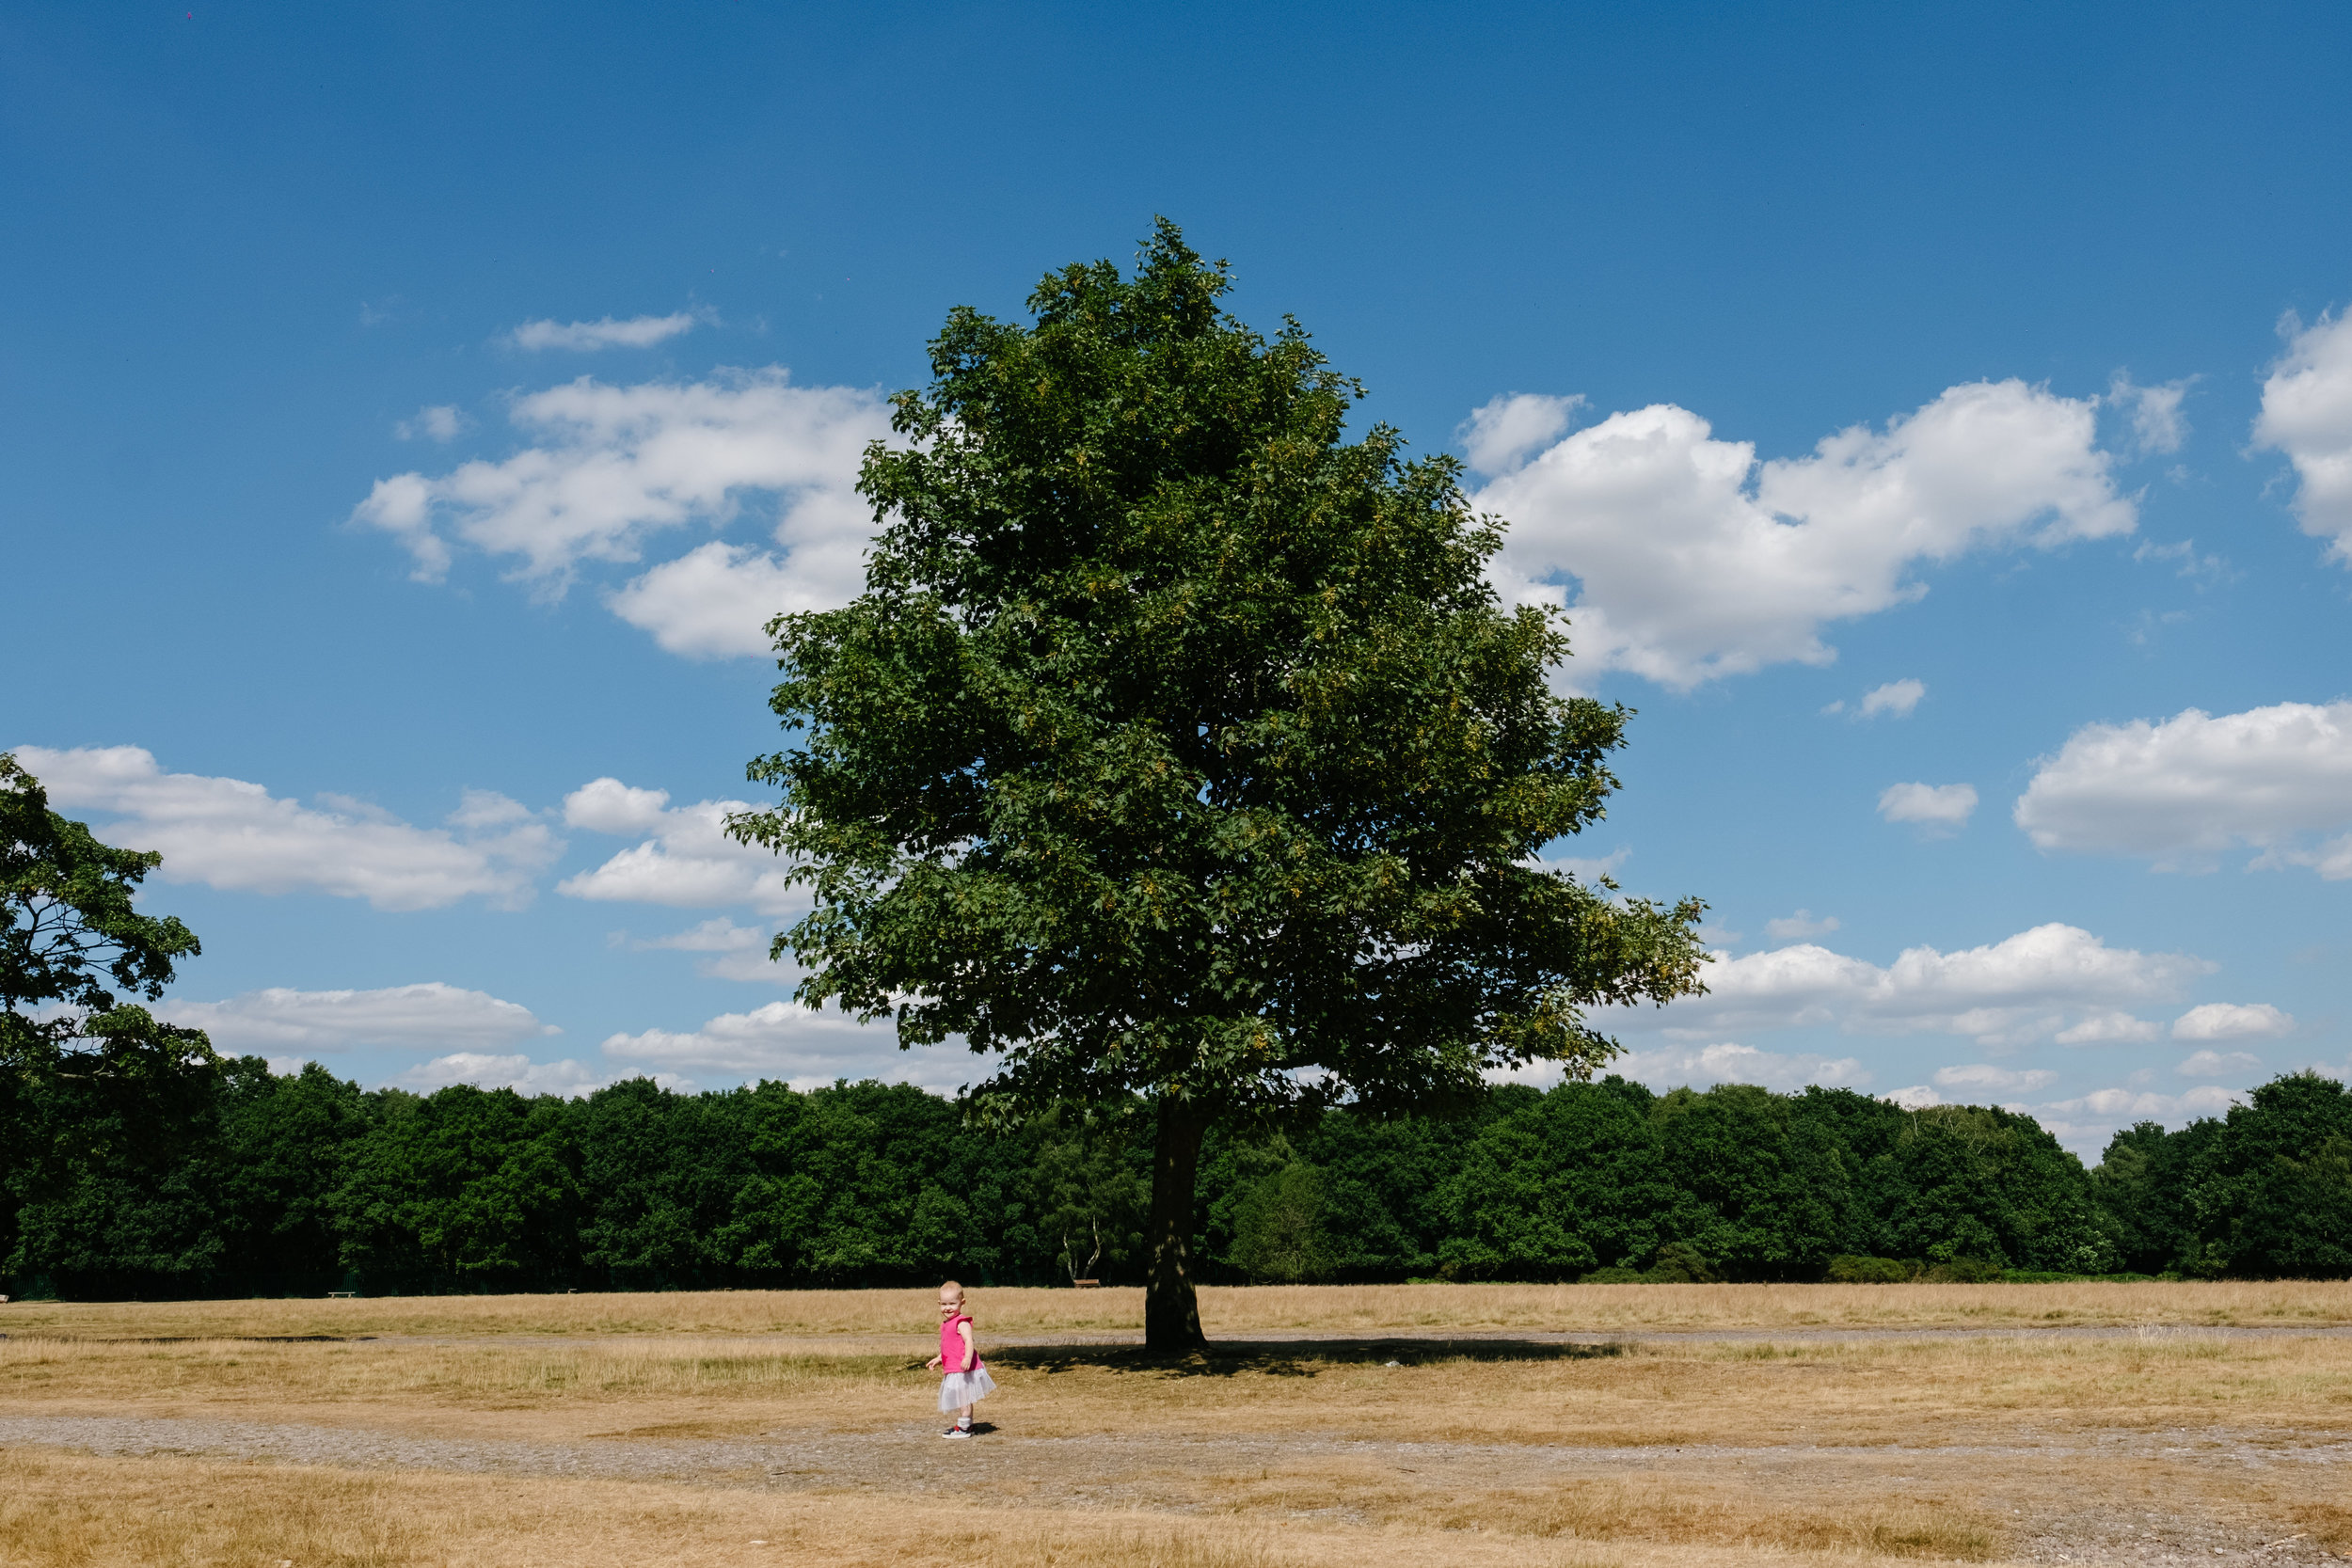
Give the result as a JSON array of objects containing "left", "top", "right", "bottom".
[{"left": 1143, "top": 1097, "right": 1211, "bottom": 1351}]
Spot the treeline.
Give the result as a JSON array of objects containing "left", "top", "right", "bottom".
[{"left": 2, "top": 1061, "right": 2346, "bottom": 1300}]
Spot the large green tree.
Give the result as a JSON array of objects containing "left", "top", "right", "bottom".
[
  {"left": 2183, "top": 1073, "right": 2352, "bottom": 1277},
  {"left": 732, "top": 224, "right": 1708, "bottom": 1347},
  {"left": 3, "top": 753, "right": 220, "bottom": 1280},
  {"left": 3, "top": 752, "right": 203, "bottom": 1052}
]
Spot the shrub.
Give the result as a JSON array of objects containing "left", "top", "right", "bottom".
[
  {"left": 1643, "top": 1242, "right": 1717, "bottom": 1283},
  {"left": 1827, "top": 1255, "right": 1913, "bottom": 1283}
]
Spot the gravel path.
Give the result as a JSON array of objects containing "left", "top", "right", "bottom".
[
  {"left": 7, "top": 1410, "right": 2351, "bottom": 1565},
  {"left": 12, "top": 1410, "right": 2345, "bottom": 1479},
  {"left": 0, "top": 1409, "right": 2321, "bottom": 1488}
]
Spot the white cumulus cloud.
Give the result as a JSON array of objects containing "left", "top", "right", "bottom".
[
  {"left": 2172, "top": 1002, "right": 2295, "bottom": 1041},
  {"left": 160, "top": 982, "right": 556, "bottom": 1054},
  {"left": 605, "top": 539, "right": 852, "bottom": 658},
  {"left": 2013, "top": 701, "right": 2352, "bottom": 876},
  {"left": 14, "top": 746, "right": 557, "bottom": 911},
  {"left": 387, "top": 1053, "right": 673, "bottom": 1098},
  {"left": 1879, "top": 782, "right": 1978, "bottom": 834},
  {"left": 2053, "top": 1010, "right": 2163, "bottom": 1046},
  {"left": 509, "top": 312, "right": 701, "bottom": 352},
  {"left": 600, "top": 1001, "right": 954, "bottom": 1093},
  {"left": 2029, "top": 1081, "right": 2248, "bottom": 1155},
  {"left": 559, "top": 778, "right": 801, "bottom": 914},
  {"left": 1459, "top": 393, "right": 1585, "bottom": 475},
  {"left": 2253, "top": 309, "right": 2352, "bottom": 562},
  {"left": 351, "top": 372, "right": 889, "bottom": 661},
  {"left": 561, "top": 776, "right": 675, "bottom": 834},
  {"left": 1629, "top": 923, "right": 2212, "bottom": 1049},
  {"left": 1474, "top": 379, "right": 2134, "bottom": 689}
]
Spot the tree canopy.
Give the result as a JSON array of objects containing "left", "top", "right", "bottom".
[
  {"left": 15, "top": 1064, "right": 2350, "bottom": 1303},
  {"left": 731, "top": 222, "right": 1708, "bottom": 1345},
  {"left": 1, "top": 751, "right": 215, "bottom": 1086}
]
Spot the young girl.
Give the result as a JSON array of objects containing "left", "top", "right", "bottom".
[{"left": 926, "top": 1280, "right": 995, "bottom": 1437}]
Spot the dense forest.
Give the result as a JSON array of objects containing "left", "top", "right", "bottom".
[{"left": 3, "top": 1059, "right": 2347, "bottom": 1300}]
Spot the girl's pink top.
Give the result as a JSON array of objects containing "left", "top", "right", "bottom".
[{"left": 939, "top": 1312, "right": 978, "bottom": 1372}]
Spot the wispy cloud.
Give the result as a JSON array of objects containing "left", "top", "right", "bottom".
[
  {"left": 508, "top": 312, "right": 702, "bottom": 352},
  {"left": 637, "top": 917, "right": 788, "bottom": 983},
  {"left": 2177, "top": 1049, "right": 2263, "bottom": 1077},
  {"left": 2107, "top": 370, "right": 2195, "bottom": 456},
  {"left": 395, "top": 404, "right": 470, "bottom": 442},
  {"left": 1858, "top": 679, "right": 1926, "bottom": 719},
  {"left": 1932, "top": 1062, "right": 2057, "bottom": 1095},
  {"left": 1763, "top": 909, "right": 1839, "bottom": 941}
]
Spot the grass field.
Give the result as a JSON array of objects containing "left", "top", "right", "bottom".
[
  {"left": 7, "top": 1277, "right": 2350, "bottom": 1341},
  {"left": 5, "top": 1284, "right": 2351, "bottom": 1566}
]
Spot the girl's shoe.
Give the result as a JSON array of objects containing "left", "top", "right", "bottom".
[{"left": 942, "top": 1426, "right": 971, "bottom": 1439}]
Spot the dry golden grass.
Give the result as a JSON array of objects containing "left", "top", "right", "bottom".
[
  {"left": 0, "top": 1447, "right": 1997, "bottom": 1568},
  {"left": 6, "top": 1323, "right": 2350, "bottom": 1449},
  {"left": 7, "top": 1277, "right": 2349, "bottom": 1342},
  {"left": 8, "top": 1288, "right": 2352, "bottom": 1566},
  {"left": 0, "top": 1335, "right": 913, "bottom": 1416},
  {"left": 0, "top": 1447, "right": 1269, "bottom": 1568},
  {"left": 1402, "top": 1480, "right": 1998, "bottom": 1559}
]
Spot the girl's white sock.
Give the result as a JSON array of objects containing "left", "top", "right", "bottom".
[{"left": 956, "top": 1414, "right": 972, "bottom": 1429}]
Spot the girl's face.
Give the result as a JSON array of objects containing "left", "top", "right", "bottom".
[{"left": 938, "top": 1292, "right": 962, "bottom": 1316}]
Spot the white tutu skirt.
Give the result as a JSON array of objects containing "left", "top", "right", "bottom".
[{"left": 938, "top": 1366, "right": 996, "bottom": 1410}]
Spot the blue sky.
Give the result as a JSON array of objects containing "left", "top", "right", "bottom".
[{"left": 7, "top": 2, "right": 2349, "bottom": 1155}]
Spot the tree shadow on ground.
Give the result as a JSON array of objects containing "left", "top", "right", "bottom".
[{"left": 988, "top": 1338, "right": 1625, "bottom": 1379}]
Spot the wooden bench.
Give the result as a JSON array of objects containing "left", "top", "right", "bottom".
[
  {"left": 1070, "top": 1279, "right": 1101, "bottom": 1289},
  {"left": 326, "top": 1291, "right": 357, "bottom": 1298}
]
